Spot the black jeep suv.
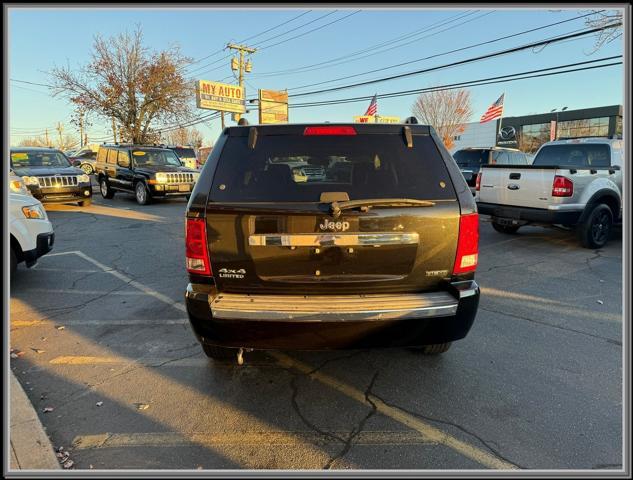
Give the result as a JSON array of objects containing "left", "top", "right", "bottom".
[
  {"left": 10, "top": 147, "right": 93, "bottom": 206},
  {"left": 95, "top": 144, "right": 199, "bottom": 205},
  {"left": 185, "top": 122, "right": 480, "bottom": 360}
]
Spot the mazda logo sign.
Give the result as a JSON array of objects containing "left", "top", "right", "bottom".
[{"left": 499, "top": 126, "right": 516, "bottom": 140}]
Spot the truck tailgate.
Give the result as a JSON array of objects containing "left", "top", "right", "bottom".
[{"left": 478, "top": 166, "right": 557, "bottom": 209}]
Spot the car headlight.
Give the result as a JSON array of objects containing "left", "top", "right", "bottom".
[
  {"left": 10, "top": 178, "right": 30, "bottom": 195},
  {"left": 22, "top": 176, "right": 40, "bottom": 186},
  {"left": 155, "top": 172, "right": 168, "bottom": 183},
  {"left": 22, "top": 204, "right": 46, "bottom": 219},
  {"left": 77, "top": 174, "right": 90, "bottom": 183}
]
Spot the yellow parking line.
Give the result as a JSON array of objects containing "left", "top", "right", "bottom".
[
  {"left": 272, "top": 352, "right": 518, "bottom": 470},
  {"left": 72, "top": 431, "right": 435, "bottom": 450}
]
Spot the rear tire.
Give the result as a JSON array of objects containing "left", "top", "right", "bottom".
[
  {"left": 100, "top": 178, "right": 115, "bottom": 199},
  {"left": 416, "top": 342, "right": 452, "bottom": 355},
  {"left": 577, "top": 203, "right": 613, "bottom": 249},
  {"left": 491, "top": 221, "right": 520, "bottom": 234},
  {"left": 135, "top": 181, "right": 152, "bottom": 205},
  {"left": 11, "top": 247, "right": 17, "bottom": 276},
  {"left": 81, "top": 163, "right": 94, "bottom": 175},
  {"left": 202, "top": 344, "right": 238, "bottom": 361}
]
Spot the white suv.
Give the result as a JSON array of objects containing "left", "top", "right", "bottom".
[{"left": 9, "top": 173, "right": 55, "bottom": 275}]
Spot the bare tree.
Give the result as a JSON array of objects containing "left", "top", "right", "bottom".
[
  {"left": 412, "top": 89, "right": 472, "bottom": 150},
  {"left": 584, "top": 9, "right": 623, "bottom": 53},
  {"left": 49, "top": 26, "right": 194, "bottom": 144},
  {"left": 164, "top": 126, "right": 204, "bottom": 148},
  {"left": 19, "top": 134, "right": 79, "bottom": 151}
]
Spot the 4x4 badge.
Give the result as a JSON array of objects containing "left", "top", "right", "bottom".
[{"left": 218, "top": 268, "right": 246, "bottom": 279}]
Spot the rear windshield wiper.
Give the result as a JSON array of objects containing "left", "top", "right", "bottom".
[{"left": 329, "top": 198, "right": 435, "bottom": 217}]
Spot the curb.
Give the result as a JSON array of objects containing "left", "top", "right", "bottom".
[{"left": 10, "top": 371, "right": 61, "bottom": 470}]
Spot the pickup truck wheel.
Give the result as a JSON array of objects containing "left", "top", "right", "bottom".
[
  {"left": 577, "top": 204, "right": 613, "bottom": 249},
  {"left": 100, "top": 178, "right": 115, "bottom": 199},
  {"left": 11, "top": 246, "right": 17, "bottom": 276},
  {"left": 135, "top": 181, "right": 152, "bottom": 205},
  {"left": 80, "top": 163, "right": 94, "bottom": 175},
  {"left": 413, "top": 342, "right": 452, "bottom": 355},
  {"left": 202, "top": 344, "right": 238, "bottom": 361},
  {"left": 491, "top": 221, "right": 520, "bottom": 234}
]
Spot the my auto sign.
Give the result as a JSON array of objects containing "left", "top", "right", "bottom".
[{"left": 196, "top": 80, "right": 245, "bottom": 114}]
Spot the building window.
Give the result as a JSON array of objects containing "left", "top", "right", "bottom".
[
  {"left": 519, "top": 123, "right": 550, "bottom": 154},
  {"left": 557, "top": 116, "right": 609, "bottom": 139}
]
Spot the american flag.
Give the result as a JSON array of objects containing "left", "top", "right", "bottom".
[
  {"left": 480, "top": 94, "right": 504, "bottom": 123},
  {"left": 364, "top": 94, "right": 377, "bottom": 116}
]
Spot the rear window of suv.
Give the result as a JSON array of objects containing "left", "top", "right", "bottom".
[
  {"left": 533, "top": 144, "right": 611, "bottom": 167},
  {"left": 453, "top": 150, "right": 489, "bottom": 168},
  {"left": 210, "top": 133, "right": 456, "bottom": 202}
]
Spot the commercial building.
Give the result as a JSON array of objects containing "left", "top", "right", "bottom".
[{"left": 450, "top": 104, "right": 622, "bottom": 154}]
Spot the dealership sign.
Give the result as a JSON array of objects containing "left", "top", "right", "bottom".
[
  {"left": 259, "top": 89, "right": 289, "bottom": 124},
  {"left": 353, "top": 115, "right": 401, "bottom": 124},
  {"left": 497, "top": 125, "right": 518, "bottom": 147},
  {"left": 195, "top": 80, "right": 245, "bottom": 114}
]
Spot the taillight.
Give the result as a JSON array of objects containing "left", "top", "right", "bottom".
[
  {"left": 552, "top": 175, "right": 573, "bottom": 197},
  {"left": 453, "top": 213, "right": 479, "bottom": 275},
  {"left": 303, "top": 126, "right": 357, "bottom": 136},
  {"left": 185, "top": 218, "right": 211, "bottom": 276},
  {"left": 475, "top": 172, "right": 482, "bottom": 191}
]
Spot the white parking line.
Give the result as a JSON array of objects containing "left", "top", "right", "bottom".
[
  {"left": 23, "top": 289, "right": 152, "bottom": 296},
  {"left": 71, "top": 251, "right": 187, "bottom": 313},
  {"left": 37, "top": 250, "right": 517, "bottom": 469}
]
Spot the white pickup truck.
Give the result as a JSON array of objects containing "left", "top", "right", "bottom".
[{"left": 476, "top": 138, "right": 623, "bottom": 248}]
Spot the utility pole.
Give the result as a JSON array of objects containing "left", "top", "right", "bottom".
[
  {"left": 56, "top": 122, "right": 64, "bottom": 148},
  {"left": 79, "top": 112, "right": 84, "bottom": 148},
  {"left": 111, "top": 116, "right": 117, "bottom": 143},
  {"left": 226, "top": 43, "right": 256, "bottom": 122},
  {"left": 44, "top": 129, "right": 50, "bottom": 147}
]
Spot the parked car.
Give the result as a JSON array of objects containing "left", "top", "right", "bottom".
[
  {"left": 163, "top": 145, "right": 198, "bottom": 170},
  {"left": 476, "top": 137, "right": 623, "bottom": 248},
  {"left": 10, "top": 147, "right": 93, "bottom": 207},
  {"left": 453, "top": 147, "right": 531, "bottom": 194},
  {"left": 94, "top": 143, "right": 200, "bottom": 205},
  {"left": 185, "top": 120, "right": 480, "bottom": 361},
  {"left": 68, "top": 149, "right": 98, "bottom": 175},
  {"left": 10, "top": 174, "right": 55, "bottom": 275},
  {"left": 197, "top": 147, "right": 213, "bottom": 168}
]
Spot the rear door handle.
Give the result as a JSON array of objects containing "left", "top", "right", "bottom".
[{"left": 509, "top": 173, "right": 521, "bottom": 180}]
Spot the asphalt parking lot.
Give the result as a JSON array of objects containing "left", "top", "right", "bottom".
[{"left": 9, "top": 188, "right": 623, "bottom": 470}]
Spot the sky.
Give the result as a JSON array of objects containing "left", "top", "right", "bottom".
[{"left": 8, "top": 6, "right": 625, "bottom": 147}]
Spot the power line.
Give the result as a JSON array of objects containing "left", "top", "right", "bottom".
[
  {"left": 285, "top": 56, "right": 622, "bottom": 108},
  {"left": 186, "top": 11, "right": 338, "bottom": 76},
  {"left": 154, "top": 57, "right": 621, "bottom": 130},
  {"left": 256, "top": 10, "right": 362, "bottom": 51},
  {"left": 184, "top": 10, "right": 313, "bottom": 71},
  {"left": 277, "top": 11, "right": 604, "bottom": 92},
  {"left": 250, "top": 10, "right": 339, "bottom": 48},
  {"left": 285, "top": 23, "right": 622, "bottom": 99},
  {"left": 253, "top": 9, "right": 483, "bottom": 77}
]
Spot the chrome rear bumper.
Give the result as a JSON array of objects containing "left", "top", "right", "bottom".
[{"left": 209, "top": 289, "right": 470, "bottom": 322}]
